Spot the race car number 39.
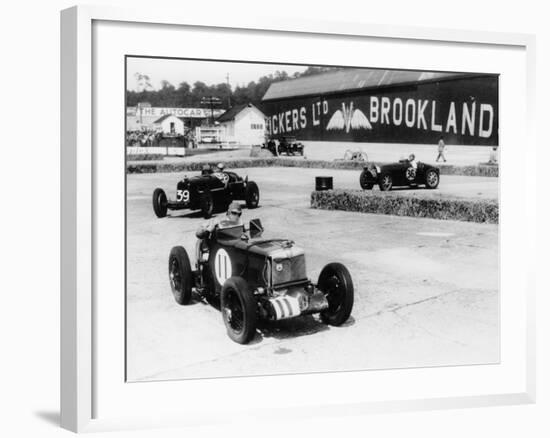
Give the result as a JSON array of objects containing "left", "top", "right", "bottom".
[{"left": 176, "top": 189, "right": 190, "bottom": 202}]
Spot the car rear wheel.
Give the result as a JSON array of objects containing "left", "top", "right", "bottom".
[
  {"left": 200, "top": 191, "right": 214, "bottom": 218},
  {"left": 425, "top": 169, "right": 440, "bottom": 189},
  {"left": 379, "top": 174, "right": 393, "bottom": 191},
  {"left": 168, "top": 246, "right": 193, "bottom": 305},
  {"left": 318, "top": 263, "right": 354, "bottom": 326},
  {"left": 152, "top": 188, "right": 168, "bottom": 218},
  {"left": 359, "top": 169, "right": 374, "bottom": 190},
  {"left": 245, "top": 181, "right": 260, "bottom": 209},
  {"left": 221, "top": 277, "right": 257, "bottom": 344}
]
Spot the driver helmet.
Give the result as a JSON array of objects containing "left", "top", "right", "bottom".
[
  {"left": 227, "top": 202, "right": 242, "bottom": 220},
  {"left": 202, "top": 164, "right": 212, "bottom": 175},
  {"left": 409, "top": 153, "right": 416, "bottom": 161},
  {"left": 216, "top": 162, "right": 225, "bottom": 172}
]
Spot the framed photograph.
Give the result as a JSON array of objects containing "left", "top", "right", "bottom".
[{"left": 61, "top": 5, "right": 536, "bottom": 432}]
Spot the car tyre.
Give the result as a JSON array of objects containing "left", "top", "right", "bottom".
[
  {"left": 168, "top": 246, "right": 193, "bottom": 305},
  {"left": 221, "top": 277, "right": 257, "bottom": 344},
  {"left": 425, "top": 169, "right": 440, "bottom": 189},
  {"left": 318, "top": 263, "right": 354, "bottom": 326},
  {"left": 245, "top": 181, "right": 260, "bottom": 209},
  {"left": 200, "top": 191, "right": 214, "bottom": 218},
  {"left": 378, "top": 174, "right": 393, "bottom": 191},
  {"left": 359, "top": 169, "right": 374, "bottom": 190},
  {"left": 152, "top": 188, "right": 168, "bottom": 218}
]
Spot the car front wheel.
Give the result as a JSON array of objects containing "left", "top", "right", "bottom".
[
  {"left": 359, "top": 169, "right": 374, "bottom": 190},
  {"left": 168, "top": 246, "right": 193, "bottom": 305},
  {"left": 318, "top": 263, "right": 354, "bottom": 326},
  {"left": 221, "top": 277, "right": 257, "bottom": 344},
  {"left": 152, "top": 188, "right": 168, "bottom": 218}
]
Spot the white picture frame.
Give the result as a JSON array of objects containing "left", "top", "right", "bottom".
[{"left": 60, "top": 5, "right": 536, "bottom": 433}]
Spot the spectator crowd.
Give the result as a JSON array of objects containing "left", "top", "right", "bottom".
[{"left": 126, "top": 130, "right": 196, "bottom": 148}]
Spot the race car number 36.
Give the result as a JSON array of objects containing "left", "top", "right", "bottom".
[
  {"left": 176, "top": 189, "right": 190, "bottom": 202},
  {"left": 214, "top": 248, "right": 232, "bottom": 285}
]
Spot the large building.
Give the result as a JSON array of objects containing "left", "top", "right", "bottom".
[{"left": 261, "top": 69, "right": 499, "bottom": 146}]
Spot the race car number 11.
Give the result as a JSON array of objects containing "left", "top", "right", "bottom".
[{"left": 176, "top": 189, "right": 190, "bottom": 202}]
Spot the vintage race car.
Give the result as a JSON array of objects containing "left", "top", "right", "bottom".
[
  {"left": 359, "top": 159, "right": 440, "bottom": 191},
  {"left": 168, "top": 219, "right": 354, "bottom": 344},
  {"left": 264, "top": 135, "right": 304, "bottom": 156},
  {"left": 152, "top": 170, "right": 260, "bottom": 219},
  {"left": 343, "top": 149, "right": 368, "bottom": 162}
]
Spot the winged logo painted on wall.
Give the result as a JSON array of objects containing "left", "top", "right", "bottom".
[{"left": 326, "top": 102, "right": 372, "bottom": 133}]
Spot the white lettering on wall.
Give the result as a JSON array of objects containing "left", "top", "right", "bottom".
[
  {"left": 446, "top": 102, "right": 457, "bottom": 134},
  {"left": 417, "top": 100, "right": 428, "bottom": 130},
  {"left": 462, "top": 102, "right": 476, "bottom": 136},
  {"left": 431, "top": 101, "right": 442, "bottom": 132},
  {"left": 292, "top": 109, "right": 299, "bottom": 131},
  {"left": 300, "top": 107, "right": 307, "bottom": 128},
  {"left": 393, "top": 98, "right": 403, "bottom": 126},
  {"left": 405, "top": 99, "right": 416, "bottom": 128},
  {"left": 370, "top": 97, "right": 379, "bottom": 123},
  {"left": 479, "top": 104, "right": 494, "bottom": 138},
  {"left": 312, "top": 103, "right": 320, "bottom": 126},
  {"left": 265, "top": 98, "right": 495, "bottom": 140},
  {"left": 381, "top": 97, "right": 391, "bottom": 124},
  {"left": 285, "top": 111, "right": 291, "bottom": 132}
]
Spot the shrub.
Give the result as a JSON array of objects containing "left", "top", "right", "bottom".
[
  {"left": 126, "top": 154, "right": 164, "bottom": 161},
  {"left": 310, "top": 189, "right": 498, "bottom": 224},
  {"left": 126, "top": 157, "right": 498, "bottom": 177}
]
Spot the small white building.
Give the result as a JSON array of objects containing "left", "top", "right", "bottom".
[
  {"left": 217, "top": 103, "right": 266, "bottom": 146},
  {"left": 153, "top": 114, "right": 186, "bottom": 135}
]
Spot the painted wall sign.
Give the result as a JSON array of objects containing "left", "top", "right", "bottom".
[
  {"left": 262, "top": 76, "right": 498, "bottom": 146},
  {"left": 127, "top": 107, "right": 225, "bottom": 119}
]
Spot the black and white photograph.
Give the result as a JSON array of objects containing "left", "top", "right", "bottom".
[{"left": 125, "top": 56, "right": 499, "bottom": 382}]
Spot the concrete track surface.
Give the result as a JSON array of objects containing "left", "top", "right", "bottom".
[
  {"left": 153, "top": 141, "right": 497, "bottom": 166},
  {"left": 126, "top": 168, "right": 499, "bottom": 382}
]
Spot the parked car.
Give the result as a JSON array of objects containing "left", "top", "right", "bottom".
[
  {"left": 264, "top": 135, "right": 304, "bottom": 156},
  {"left": 152, "top": 170, "right": 260, "bottom": 218},
  {"left": 343, "top": 149, "right": 368, "bottom": 162},
  {"left": 360, "top": 159, "right": 440, "bottom": 191},
  {"left": 168, "top": 219, "right": 354, "bottom": 344}
]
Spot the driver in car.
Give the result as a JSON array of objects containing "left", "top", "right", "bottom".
[
  {"left": 195, "top": 202, "right": 244, "bottom": 264},
  {"left": 195, "top": 202, "right": 243, "bottom": 239},
  {"left": 408, "top": 153, "right": 418, "bottom": 169}
]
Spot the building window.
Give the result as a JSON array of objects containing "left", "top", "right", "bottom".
[{"left": 251, "top": 123, "right": 264, "bottom": 130}]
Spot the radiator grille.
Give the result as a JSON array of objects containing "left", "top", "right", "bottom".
[{"left": 272, "top": 255, "right": 306, "bottom": 286}]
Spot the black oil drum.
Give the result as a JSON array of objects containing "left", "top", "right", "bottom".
[{"left": 315, "top": 176, "right": 333, "bottom": 191}]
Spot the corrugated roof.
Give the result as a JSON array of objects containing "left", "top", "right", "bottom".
[{"left": 262, "top": 69, "right": 474, "bottom": 101}]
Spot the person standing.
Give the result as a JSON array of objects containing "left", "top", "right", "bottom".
[
  {"left": 488, "top": 146, "right": 498, "bottom": 164},
  {"left": 436, "top": 136, "right": 447, "bottom": 162}
]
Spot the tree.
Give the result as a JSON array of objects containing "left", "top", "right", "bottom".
[{"left": 126, "top": 66, "right": 343, "bottom": 108}]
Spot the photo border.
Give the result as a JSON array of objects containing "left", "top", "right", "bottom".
[{"left": 61, "top": 5, "right": 536, "bottom": 432}]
